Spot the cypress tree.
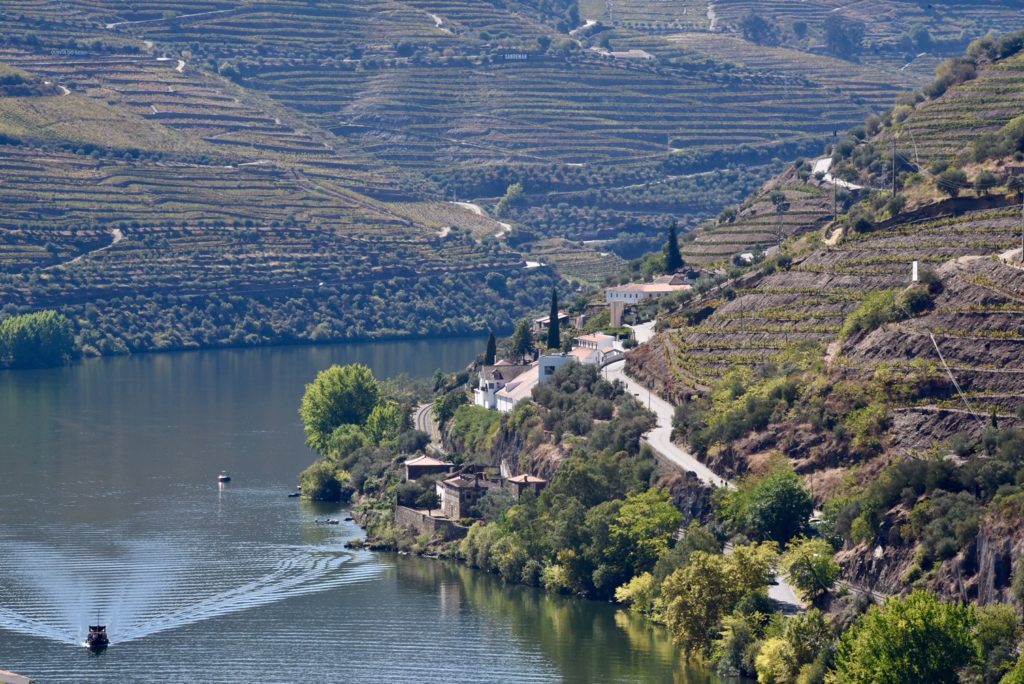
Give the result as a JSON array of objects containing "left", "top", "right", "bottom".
[
  {"left": 547, "top": 288, "right": 560, "bottom": 350},
  {"left": 665, "top": 222, "right": 684, "bottom": 274},
  {"left": 484, "top": 330, "right": 496, "bottom": 365}
]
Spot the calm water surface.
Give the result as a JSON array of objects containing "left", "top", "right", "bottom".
[{"left": 0, "top": 340, "right": 726, "bottom": 683}]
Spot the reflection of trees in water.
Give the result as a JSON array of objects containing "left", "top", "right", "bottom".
[{"left": 394, "top": 555, "right": 739, "bottom": 684}]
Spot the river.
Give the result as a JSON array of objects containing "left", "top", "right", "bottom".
[{"left": 0, "top": 339, "right": 728, "bottom": 683}]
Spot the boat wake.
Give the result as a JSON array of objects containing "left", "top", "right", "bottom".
[{"left": 0, "top": 536, "right": 381, "bottom": 646}]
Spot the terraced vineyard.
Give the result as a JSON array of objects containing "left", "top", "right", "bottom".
[
  {"left": 2, "top": 1, "right": 1024, "bottom": 354},
  {"left": 647, "top": 207, "right": 1024, "bottom": 392}
]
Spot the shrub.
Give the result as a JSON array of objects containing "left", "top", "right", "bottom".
[{"left": 833, "top": 591, "right": 977, "bottom": 684}]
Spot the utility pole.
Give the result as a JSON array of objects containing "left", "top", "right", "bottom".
[
  {"left": 833, "top": 177, "right": 837, "bottom": 218},
  {"left": 892, "top": 136, "right": 897, "bottom": 196}
]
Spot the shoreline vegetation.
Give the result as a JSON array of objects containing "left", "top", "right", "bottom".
[{"left": 296, "top": 315, "right": 1024, "bottom": 682}]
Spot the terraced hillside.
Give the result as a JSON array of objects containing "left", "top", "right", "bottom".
[{"left": 2, "top": 1, "right": 1024, "bottom": 354}]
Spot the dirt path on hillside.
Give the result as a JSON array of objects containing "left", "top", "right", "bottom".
[{"left": 43, "top": 228, "right": 124, "bottom": 271}]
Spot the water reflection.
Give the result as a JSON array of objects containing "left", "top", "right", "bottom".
[{"left": 394, "top": 556, "right": 739, "bottom": 684}]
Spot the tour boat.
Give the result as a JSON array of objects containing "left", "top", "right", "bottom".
[
  {"left": 218, "top": 471, "right": 231, "bottom": 483},
  {"left": 85, "top": 625, "right": 109, "bottom": 651}
]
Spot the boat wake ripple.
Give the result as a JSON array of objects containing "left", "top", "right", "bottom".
[{"left": 0, "top": 536, "right": 380, "bottom": 646}]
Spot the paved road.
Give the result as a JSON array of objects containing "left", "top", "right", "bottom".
[
  {"left": 607, "top": 337, "right": 803, "bottom": 610},
  {"left": 605, "top": 358, "right": 731, "bottom": 489},
  {"left": 414, "top": 402, "right": 444, "bottom": 452}
]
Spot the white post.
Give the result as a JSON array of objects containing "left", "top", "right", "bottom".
[{"left": 911, "top": 261, "right": 919, "bottom": 283}]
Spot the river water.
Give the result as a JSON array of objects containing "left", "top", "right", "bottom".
[{"left": 0, "top": 340, "right": 726, "bottom": 683}]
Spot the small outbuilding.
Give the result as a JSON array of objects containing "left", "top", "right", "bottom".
[
  {"left": 404, "top": 454, "right": 454, "bottom": 481},
  {"left": 505, "top": 474, "right": 547, "bottom": 501},
  {"left": 436, "top": 473, "right": 499, "bottom": 519}
]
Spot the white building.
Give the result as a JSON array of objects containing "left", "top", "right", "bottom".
[
  {"left": 473, "top": 361, "right": 532, "bottom": 410},
  {"left": 490, "top": 354, "right": 576, "bottom": 413},
  {"left": 605, "top": 273, "right": 691, "bottom": 326}
]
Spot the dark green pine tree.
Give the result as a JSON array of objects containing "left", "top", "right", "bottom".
[
  {"left": 547, "top": 288, "right": 560, "bottom": 350},
  {"left": 484, "top": 330, "right": 496, "bottom": 366},
  {"left": 665, "top": 222, "right": 684, "bottom": 274}
]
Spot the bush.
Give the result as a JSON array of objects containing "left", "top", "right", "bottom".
[{"left": 300, "top": 459, "right": 353, "bottom": 502}]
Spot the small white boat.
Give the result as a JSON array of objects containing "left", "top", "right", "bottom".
[{"left": 217, "top": 471, "right": 231, "bottom": 483}]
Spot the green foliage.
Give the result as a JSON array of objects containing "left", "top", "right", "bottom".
[
  {"left": 968, "top": 603, "right": 1021, "bottom": 684},
  {"left": 665, "top": 223, "right": 684, "bottom": 274},
  {"left": 840, "top": 289, "right": 904, "bottom": 339},
  {"left": 299, "top": 459, "right": 353, "bottom": 502},
  {"left": 0, "top": 310, "right": 75, "bottom": 369},
  {"left": 718, "top": 466, "right": 813, "bottom": 544},
  {"left": 832, "top": 591, "right": 977, "bottom": 684},
  {"left": 756, "top": 637, "right": 797, "bottom": 684},
  {"left": 326, "top": 424, "right": 369, "bottom": 458},
  {"left": 299, "top": 364, "right": 380, "bottom": 454},
  {"left": 448, "top": 405, "right": 502, "bottom": 459},
  {"left": 433, "top": 388, "right": 468, "bottom": 428},
  {"left": 822, "top": 15, "right": 864, "bottom": 58},
  {"left": 509, "top": 319, "right": 536, "bottom": 362},
  {"left": 781, "top": 537, "right": 840, "bottom": 601},
  {"left": 547, "top": 288, "right": 560, "bottom": 350},
  {"left": 936, "top": 168, "right": 969, "bottom": 198},
  {"left": 494, "top": 182, "right": 524, "bottom": 217},
  {"left": 614, "top": 571, "right": 657, "bottom": 615},
  {"left": 484, "top": 331, "right": 497, "bottom": 366},
  {"left": 655, "top": 542, "right": 778, "bottom": 656},
  {"left": 364, "top": 400, "right": 407, "bottom": 446}
]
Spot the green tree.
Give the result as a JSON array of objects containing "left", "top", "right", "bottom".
[
  {"left": 484, "top": 330, "right": 497, "bottom": 365},
  {"left": 756, "top": 637, "right": 798, "bottom": 684},
  {"left": 416, "top": 488, "right": 440, "bottom": 515},
  {"left": 509, "top": 319, "right": 536, "bottom": 363},
  {"left": 547, "top": 288, "right": 561, "bottom": 350},
  {"left": 718, "top": 467, "right": 813, "bottom": 544},
  {"left": 970, "top": 603, "right": 1021, "bottom": 684},
  {"left": 937, "top": 168, "right": 969, "bottom": 198},
  {"left": 326, "top": 424, "right": 369, "bottom": 458},
  {"left": 0, "top": 310, "right": 75, "bottom": 369},
  {"left": 656, "top": 542, "right": 778, "bottom": 656},
  {"left": 781, "top": 536, "right": 840, "bottom": 601},
  {"left": 299, "top": 459, "right": 352, "bottom": 502},
  {"left": 299, "top": 364, "right": 381, "bottom": 454},
  {"left": 495, "top": 182, "right": 524, "bottom": 217},
  {"left": 833, "top": 591, "right": 977, "bottom": 684},
  {"left": 974, "top": 170, "right": 998, "bottom": 196},
  {"left": 364, "top": 400, "right": 407, "bottom": 445},
  {"left": 665, "top": 223, "right": 684, "bottom": 274},
  {"left": 823, "top": 16, "right": 865, "bottom": 58}
]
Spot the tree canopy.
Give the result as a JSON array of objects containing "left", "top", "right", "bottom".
[
  {"left": 781, "top": 536, "right": 840, "bottom": 601},
  {"left": 0, "top": 310, "right": 75, "bottom": 369},
  {"left": 665, "top": 223, "right": 684, "bottom": 274},
  {"left": 547, "top": 288, "right": 560, "bottom": 350},
  {"left": 833, "top": 590, "right": 977, "bottom": 684},
  {"left": 718, "top": 466, "right": 813, "bottom": 544},
  {"left": 484, "top": 330, "right": 497, "bottom": 365},
  {"left": 299, "top": 363, "right": 381, "bottom": 454},
  {"left": 510, "top": 319, "right": 537, "bottom": 362}
]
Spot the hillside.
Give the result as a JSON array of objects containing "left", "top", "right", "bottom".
[
  {"left": 2, "top": 2, "right": 1024, "bottom": 353},
  {"left": 627, "top": 38, "right": 1024, "bottom": 603}
]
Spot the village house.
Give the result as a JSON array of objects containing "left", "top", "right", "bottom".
[
  {"left": 505, "top": 474, "right": 547, "bottom": 501},
  {"left": 605, "top": 273, "right": 691, "bottom": 326},
  {"left": 473, "top": 360, "right": 533, "bottom": 410},
  {"left": 436, "top": 472, "right": 500, "bottom": 519},
  {"left": 404, "top": 454, "right": 454, "bottom": 481}
]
